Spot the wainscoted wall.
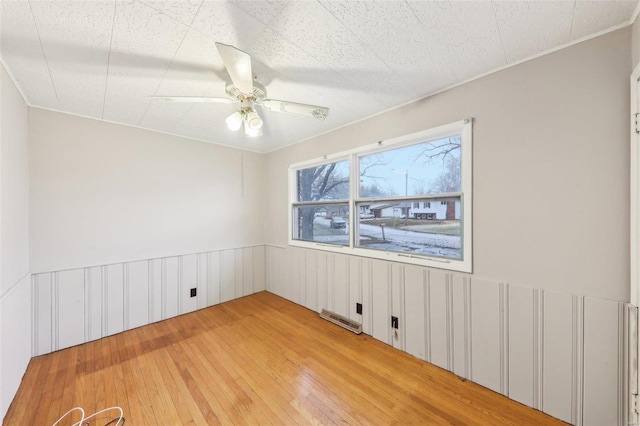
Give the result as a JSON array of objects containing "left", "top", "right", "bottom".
[
  {"left": 0, "top": 274, "right": 32, "bottom": 420},
  {"left": 266, "top": 245, "right": 628, "bottom": 426},
  {"left": 32, "top": 246, "right": 265, "bottom": 356}
]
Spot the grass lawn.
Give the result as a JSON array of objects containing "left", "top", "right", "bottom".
[{"left": 313, "top": 222, "right": 349, "bottom": 236}]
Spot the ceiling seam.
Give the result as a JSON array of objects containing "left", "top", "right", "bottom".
[
  {"left": 569, "top": 0, "right": 577, "bottom": 42},
  {"left": 404, "top": 1, "right": 460, "bottom": 87},
  {"left": 490, "top": 0, "right": 508, "bottom": 65},
  {"left": 244, "top": 0, "right": 292, "bottom": 56},
  {"left": 244, "top": 0, "right": 380, "bottom": 108},
  {"left": 26, "top": 0, "right": 60, "bottom": 108},
  {"left": 136, "top": 0, "right": 204, "bottom": 127},
  {"left": 317, "top": 1, "right": 395, "bottom": 74},
  {"left": 292, "top": 1, "right": 392, "bottom": 107},
  {"left": 101, "top": 0, "right": 117, "bottom": 120}
]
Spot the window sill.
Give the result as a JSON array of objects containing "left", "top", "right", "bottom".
[{"left": 288, "top": 239, "right": 472, "bottom": 273}]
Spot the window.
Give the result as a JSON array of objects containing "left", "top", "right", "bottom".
[
  {"left": 289, "top": 119, "right": 472, "bottom": 272},
  {"left": 291, "top": 160, "right": 350, "bottom": 246}
]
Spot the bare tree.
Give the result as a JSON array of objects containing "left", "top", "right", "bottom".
[
  {"left": 417, "top": 137, "right": 461, "bottom": 165},
  {"left": 417, "top": 136, "right": 461, "bottom": 193},
  {"left": 429, "top": 154, "right": 461, "bottom": 193},
  {"left": 359, "top": 153, "right": 392, "bottom": 197},
  {"left": 360, "top": 182, "right": 388, "bottom": 198},
  {"left": 297, "top": 155, "right": 390, "bottom": 241},
  {"left": 297, "top": 163, "right": 349, "bottom": 240}
]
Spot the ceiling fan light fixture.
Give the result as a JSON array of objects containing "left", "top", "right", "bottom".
[
  {"left": 244, "top": 120, "right": 262, "bottom": 137},
  {"left": 245, "top": 109, "right": 263, "bottom": 130},
  {"left": 154, "top": 43, "right": 330, "bottom": 139},
  {"left": 225, "top": 111, "right": 243, "bottom": 131}
]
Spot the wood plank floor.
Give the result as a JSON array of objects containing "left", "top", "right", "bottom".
[{"left": 4, "top": 292, "right": 566, "bottom": 425}]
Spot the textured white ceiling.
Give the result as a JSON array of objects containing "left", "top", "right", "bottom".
[{"left": 1, "top": 0, "right": 637, "bottom": 153}]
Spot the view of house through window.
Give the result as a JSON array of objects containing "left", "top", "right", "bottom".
[
  {"left": 356, "top": 136, "right": 462, "bottom": 259},
  {"left": 290, "top": 119, "right": 472, "bottom": 272}
]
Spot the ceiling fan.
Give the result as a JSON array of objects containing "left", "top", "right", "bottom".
[{"left": 151, "top": 43, "right": 330, "bottom": 137}]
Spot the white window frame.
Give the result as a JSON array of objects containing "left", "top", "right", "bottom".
[{"left": 288, "top": 118, "right": 473, "bottom": 273}]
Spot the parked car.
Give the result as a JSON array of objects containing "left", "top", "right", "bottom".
[
  {"left": 330, "top": 216, "right": 347, "bottom": 228},
  {"left": 360, "top": 213, "right": 375, "bottom": 219}
]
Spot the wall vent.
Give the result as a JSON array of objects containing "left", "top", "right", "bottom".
[{"left": 320, "top": 309, "right": 362, "bottom": 334}]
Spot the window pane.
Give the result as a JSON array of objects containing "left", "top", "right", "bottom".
[
  {"left": 356, "top": 198, "right": 461, "bottom": 259},
  {"left": 293, "top": 204, "right": 349, "bottom": 246},
  {"left": 297, "top": 160, "right": 350, "bottom": 202},
  {"left": 359, "top": 136, "right": 461, "bottom": 198}
]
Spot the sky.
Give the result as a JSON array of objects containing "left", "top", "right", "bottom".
[{"left": 359, "top": 136, "right": 461, "bottom": 197}]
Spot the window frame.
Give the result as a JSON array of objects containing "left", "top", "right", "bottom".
[{"left": 288, "top": 118, "right": 473, "bottom": 273}]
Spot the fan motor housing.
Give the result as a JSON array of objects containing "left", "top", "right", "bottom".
[{"left": 225, "top": 81, "right": 266, "bottom": 103}]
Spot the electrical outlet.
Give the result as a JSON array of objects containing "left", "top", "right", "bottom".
[
  {"left": 391, "top": 316, "right": 398, "bottom": 329},
  {"left": 190, "top": 288, "right": 197, "bottom": 297},
  {"left": 356, "top": 303, "right": 362, "bottom": 315}
]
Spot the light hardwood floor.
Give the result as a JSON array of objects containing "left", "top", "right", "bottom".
[{"left": 4, "top": 291, "right": 566, "bottom": 425}]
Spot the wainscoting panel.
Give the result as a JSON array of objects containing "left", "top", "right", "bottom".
[
  {"left": 234, "top": 248, "right": 244, "bottom": 300},
  {"left": 452, "top": 274, "right": 469, "bottom": 379},
  {"left": 2, "top": 273, "right": 32, "bottom": 420},
  {"left": 507, "top": 284, "right": 535, "bottom": 407},
  {"left": 149, "top": 259, "right": 162, "bottom": 324},
  {"left": 582, "top": 297, "right": 624, "bottom": 426},
  {"left": 404, "top": 265, "right": 426, "bottom": 361},
  {"left": 105, "top": 264, "right": 124, "bottom": 336},
  {"left": 304, "top": 249, "right": 318, "bottom": 312},
  {"left": 361, "top": 258, "right": 373, "bottom": 336},
  {"left": 371, "top": 259, "right": 391, "bottom": 345},
  {"left": 289, "top": 247, "right": 302, "bottom": 306},
  {"left": 242, "top": 247, "right": 254, "bottom": 297},
  {"left": 32, "top": 246, "right": 266, "bottom": 357},
  {"left": 33, "top": 273, "right": 53, "bottom": 355},
  {"left": 470, "top": 278, "right": 502, "bottom": 394},
  {"left": 265, "top": 245, "right": 629, "bottom": 426},
  {"left": 253, "top": 246, "right": 266, "bottom": 294},
  {"left": 543, "top": 291, "right": 574, "bottom": 424},
  {"left": 391, "top": 263, "right": 405, "bottom": 351},
  {"left": 348, "top": 256, "right": 361, "bottom": 322},
  {"left": 57, "top": 269, "right": 85, "bottom": 351},
  {"left": 429, "top": 269, "right": 449, "bottom": 370},
  {"left": 206, "top": 252, "right": 220, "bottom": 307},
  {"left": 181, "top": 254, "right": 199, "bottom": 315},
  {"left": 197, "top": 253, "right": 208, "bottom": 310},
  {"left": 87, "top": 267, "right": 102, "bottom": 341},
  {"left": 220, "top": 250, "right": 236, "bottom": 303},
  {"left": 126, "top": 260, "right": 149, "bottom": 330},
  {"left": 162, "top": 257, "right": 179, "bottom": 320},
  {"left": 325, "top": 253, "right": 336, "bottom": 314},
  {"left": 316, "top": 251, "right": 328, "bottom": 315}
]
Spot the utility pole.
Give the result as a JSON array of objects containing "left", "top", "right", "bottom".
[{"left": 405, "top": 170, "right": 408, "bottom": 224}]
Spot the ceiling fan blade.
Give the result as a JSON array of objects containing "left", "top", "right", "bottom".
[
  {"left": 215, "top": 42, "right": 254, "bottom": 96},
  {"left": 261, "top": 99, "right": 329, "bottom": 120},
  {"left": 149, "top": 96, "right": 235, "bottom": 104}
]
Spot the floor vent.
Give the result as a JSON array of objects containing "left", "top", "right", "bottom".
[{"left": 319, "top": 309, "right": 362, "bottom": 334}]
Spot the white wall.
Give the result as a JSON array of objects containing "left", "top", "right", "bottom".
[
  {"left": 265, "top": 28, "right": 632, "bottom": 425},
  {"left": 266, "top": 27, "right": 630, "bottom": 302},
  {"left": 0, "top": 63, "right": 31, "bottom": 419},
  {"left": 632, "top": 11, "right": 640, "bottom": 69},
  {"left": 27, "top": 108, "right": 267, "bottom": 361},
  {"left": 29, "top": 108, "right": 266, "bottom": 272}
]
